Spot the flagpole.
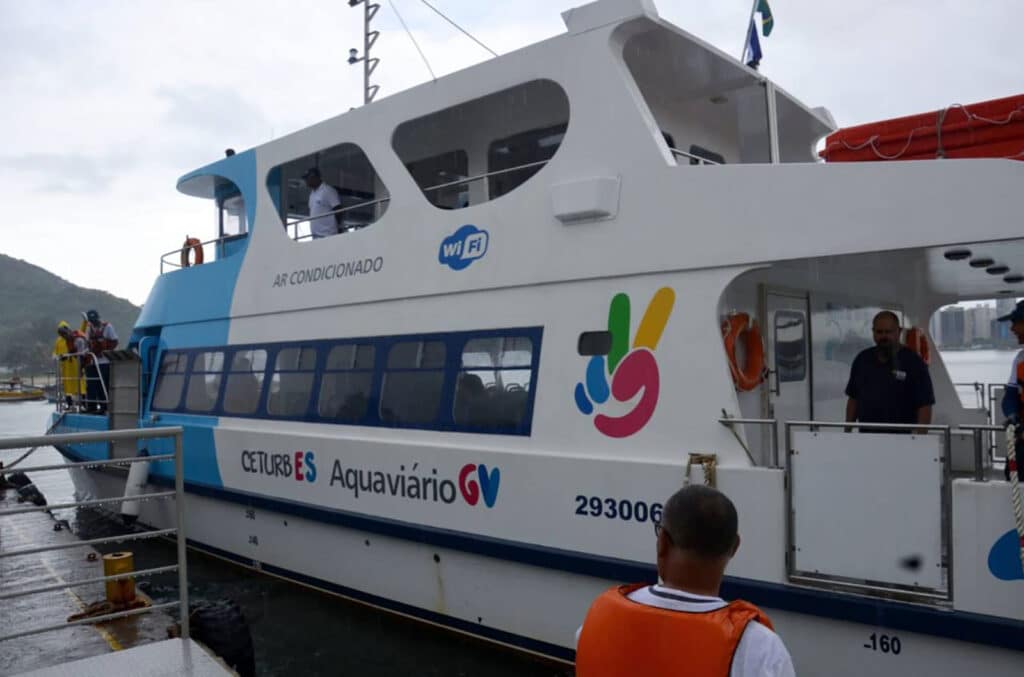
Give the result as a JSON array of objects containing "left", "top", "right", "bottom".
[{"left": 740, "top": 0, "right": 759, "bottom": 63}]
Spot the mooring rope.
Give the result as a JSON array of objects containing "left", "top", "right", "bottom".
[
  {"left": 0, "top": 412, "right": 66, "bottom": 473},
  {"left": 1005, "top": 423, "right": 1024, "bottom": 573},
  {"left": 685, "top": 453, "right": 717, "bottom": 488}
]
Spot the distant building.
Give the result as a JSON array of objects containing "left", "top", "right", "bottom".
[
  {"left": 969, "top": 305, "right": 995, "bottom": 342},
  {"left": 940, "top": 307, "right": 966, "bottom": 348},
  {"left": 929, "top": 312, "right": 943, "bottom": 347}
]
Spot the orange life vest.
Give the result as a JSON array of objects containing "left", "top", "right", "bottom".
[
  {"left": 576, "top": 584, "right": 773, "bottom": 677},
  {"left": 85, "top": 322, "right": 117, "bottom": 358}
]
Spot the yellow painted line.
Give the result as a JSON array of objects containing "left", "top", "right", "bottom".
[{"left": 5, "top": 517, "right": 124, "bottom": 651}]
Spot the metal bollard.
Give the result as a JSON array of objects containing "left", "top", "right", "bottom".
[{"left": 103, "top": 552, "right": 137, "bottom": 605}]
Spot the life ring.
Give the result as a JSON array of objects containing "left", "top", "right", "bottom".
[
  {"left": 903, "top": 327, "right": 930, "bottom": 365},
  {"left": 722, "top": 313, "right": 767, "bottom": 391},
  {"left": 180, "top": 237, "right": 204, "bottom": 268}
]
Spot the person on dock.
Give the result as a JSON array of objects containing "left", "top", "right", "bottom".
[
  {"left": 304, "top": 167, "right": 343, "bottom": 239},
  {"left": 997, "top": 300, "right": 1024, "bottom": 480},
  {"left": 81, "top": 309, "right": 118, "bottom": 414},
  {"left": 575, "top": 485, "right": 795, "bottom": 677},
  {"left": 53, "top": 321, "right": 86, "bottom": 409},
  {"left": 844, "top": 310, "right": 934, "bottom": 433}
]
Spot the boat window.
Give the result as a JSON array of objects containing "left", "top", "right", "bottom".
[
  {"left": 405, "top": 150, "right": 469, "bottom": 209},
  {"left": 268, "top": 347, "right": 317, "bottom": 417},
  {"left": 774, "top": 311, "right": 806, "bottom": 382},
  {"left": 268, "top": 143, "right": 390, "bottom": 242},
  {"left": 152, "top": 352, "right": 188, "bottom": 410},
  {"left": 185, "top": 351, "right": 224, "bottom": 412},
  {"left": 454, "top": 336, "right": 533, "bottom": 428},
  {"left": 392, "top": 79, "right": 569, "bottom": 208},
  {"left": 219, "top": 194, "right": 247, "bottom": 238},
  {"left": 380, "top": 340, "right": 447, "bottom": 425},
  {"left": 488, "top": 123, "right": 567, "bottom": 199},
  {"left": 577, "top": 331, "right": 612, "bottom": 356},
  {"left": 318, "top": 344, "right": 376, "bottom": 422},
  {"left": 223, "top": 349, "right": 267, "bottom": 415}
]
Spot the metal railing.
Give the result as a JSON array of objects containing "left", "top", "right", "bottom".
[
  {"left": 287, "top": 197, "right": 392, "bottom": 242},
  {"left": 286, "top": 158, "right": 556, "bottom": 242},
  {"left": 669, "top": 147, "right": 722, "bottom": 165},
  {"left": 958, "top": 422, "right": 1009, "bottom": 482},
  {"left": 0, "top": 426, "right": 189, "bottom": 642},
  {"left": 54, "top": 352, "right": 108, "bottom": 414},
  {"left": 159, "top": 234, "right": 243, "bottom": 274},
  {"left": 783, "top": 420, "right": 954, "bottom": 603},
  {"left": 718, "top": 416, "right": 779, "bottom": 467}
]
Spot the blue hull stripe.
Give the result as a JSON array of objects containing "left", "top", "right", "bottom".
[{"left": 57, "top": 445, "right": 1024, "bottom": 656}]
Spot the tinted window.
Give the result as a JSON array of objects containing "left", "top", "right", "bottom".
[
  {"left": 223, "top": 349, "right": 267, "bottom": 415},
  {"left": 268, "top": 142, "right": 390, "bottom": 242},
  {"left": 392, "top": 80, "right": 569, "bottom": 209},
  {"left": 454, "top": 336, "right": 533, "bottom": 428},
  {"left": 380, "top": 341, "right": 446, "bottom": 425},
  {"left": 488, "top": 123, "right": 567, "bottom": 199},
  {"left": 405, "top": 150, "right": 469, "bottom": 209},
  {"left": 775, "top": 310, "right": 807, "bottom": 382},
  {"left": 319, "top": 344, "right": 375, "bottom": 422},
  {"left": 152, "top": 351, "right": 188, "bottom": 410},
  {"left": 268, "top": 347, "right": 317, "bottom": 417},
  {"left": 185, "top": 351, "right": 224, "bottom": 412}
]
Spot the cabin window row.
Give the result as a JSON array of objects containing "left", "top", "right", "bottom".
[{"left": 150, "top": 329, "right": 542, "bottom": 435}]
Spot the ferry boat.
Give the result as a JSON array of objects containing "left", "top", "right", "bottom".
[{"left": 50, "top": 1, "right": 1024, "bottom": 673}]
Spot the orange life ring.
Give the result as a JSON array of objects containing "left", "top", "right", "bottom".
[
  {"left": 180, "top": 237, "right": 204, "bottom": 268},
  {"left": 903, "top": 327, "right": 930, "bottom": 365},
  {"left": 722, "top": 313, "right": 766, "bottom": 391}
]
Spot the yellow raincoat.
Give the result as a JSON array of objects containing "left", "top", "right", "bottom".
[{"left": 53, "top": 321, "right": 85, "bottom": 398}]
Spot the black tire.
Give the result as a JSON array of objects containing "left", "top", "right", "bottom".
[
  {"left": 189, "top": 599, "right": 256, "bottom": 677},
  {"left": 6, "top": 472, "right": 31, "bottom": 488}
]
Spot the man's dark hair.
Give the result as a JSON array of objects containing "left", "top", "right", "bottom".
[
  {"left": 873, "top": 310, "right": 900, "bottom": 328},
  {"left": 662, "top": 485, "right": 738, "bottom": 558}
]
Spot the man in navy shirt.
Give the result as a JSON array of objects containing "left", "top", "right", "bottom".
[{"left": 845, "top": 311, "right": 934, "bottom": 432}]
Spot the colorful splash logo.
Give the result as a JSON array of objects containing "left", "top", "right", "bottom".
[
  {"left": 574, "top": 288, "right": 675, "bottom": 438},
  {"left": 988, "top": 529, "right": 1024, "bottom": 581}
]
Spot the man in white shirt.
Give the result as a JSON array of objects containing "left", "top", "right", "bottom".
[
  {"left": 304, "top": 167, "right": 342, "bottom": 239},
  {"left": 575, "top": 485, "right": 795, "bottom": 677}
]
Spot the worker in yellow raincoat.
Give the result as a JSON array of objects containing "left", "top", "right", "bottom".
[{"left": 53, "top": 321, "right": 86, "bottom": 408}]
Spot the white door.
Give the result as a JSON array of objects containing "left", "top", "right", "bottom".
[{"left": 764, "top": 291, "right": 812, "bottom": 465}]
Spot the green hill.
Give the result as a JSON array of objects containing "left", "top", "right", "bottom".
[{"left": 0, "top": 253, "right": 141, "bottom": 373}]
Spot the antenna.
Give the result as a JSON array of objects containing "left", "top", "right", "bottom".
[{"left": 347, "top": 0, "right": 381, "bottom": 104}]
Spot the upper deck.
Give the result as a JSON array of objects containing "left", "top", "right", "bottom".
[{"left": 140, "top": 0, "right": 1024, "bottom": 334}]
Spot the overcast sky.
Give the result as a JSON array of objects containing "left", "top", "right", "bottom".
[{"left": 0, "top": 0, "right": 1016, "bottom": 307}]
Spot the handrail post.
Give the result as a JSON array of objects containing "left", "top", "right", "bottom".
[
  {"left": 973, "top": 428, "right": 986, "bottom": 482},
  {"left": 175, "top": 429, "right": 189, "bottom": 639},
  {"left": 770, "top": 419, "right": 779, "bottom": 468}
]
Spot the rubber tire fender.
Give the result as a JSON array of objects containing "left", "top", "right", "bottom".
[{"left": 189, "top": 599, "right": 256, "bottom": 677}]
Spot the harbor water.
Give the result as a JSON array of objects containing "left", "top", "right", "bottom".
[{"left": 0, "top": 349, "right": 1013, "bottom": 675}]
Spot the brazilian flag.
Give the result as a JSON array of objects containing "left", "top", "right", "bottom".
[{"left": 757, "top": 0, "right": 774, "bottom": 37}]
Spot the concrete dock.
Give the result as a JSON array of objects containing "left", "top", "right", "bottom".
[{"left": 0, "top": 469, "right": 229, "bottom": 676}]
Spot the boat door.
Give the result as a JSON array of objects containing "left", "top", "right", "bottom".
[{"left": 762, "top": 289, "right": 811, "bottom": 464}]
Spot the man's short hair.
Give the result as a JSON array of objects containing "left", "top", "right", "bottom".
[
  {"left": 662, "top": 485, "right": 738, "bottom": 558},
  {"left": 873, "top": 310, "right": 900, "bottom": 328}
]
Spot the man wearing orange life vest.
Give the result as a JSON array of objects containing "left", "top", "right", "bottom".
[
  {"left": 997, "top": 300, "right": 1024, "bottom": 481},
  {"left": 576, "top": 485, "right": 794, "bottom": 677}
]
